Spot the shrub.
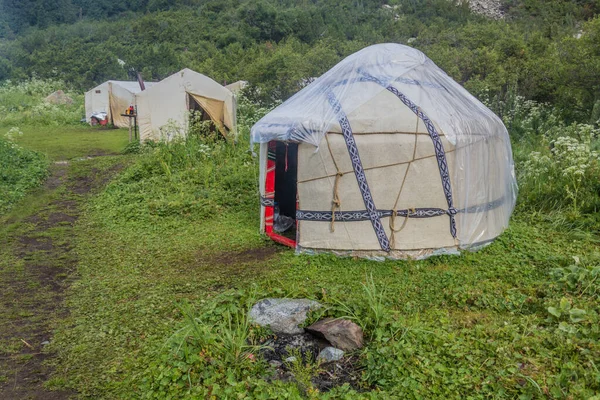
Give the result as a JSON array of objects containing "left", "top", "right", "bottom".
[
  {"left": 0, "top": 126, "right": 48, "bottom": 213},
  {"left": 519, "top": 122, "right": 600, "bottom": 220},
  {"left": 0, "top": 78, "right": 84, "bottom": 126}
]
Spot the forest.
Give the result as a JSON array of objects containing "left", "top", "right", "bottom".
[{"left": 0, "top": 0, "right": 599, "bottom": 120}]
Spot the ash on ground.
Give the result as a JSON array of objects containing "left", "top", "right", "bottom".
[{"left": 258, "top": 333, "right": 364, "bottom": 392}]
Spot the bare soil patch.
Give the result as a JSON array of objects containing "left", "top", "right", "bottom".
[{"left": 209, "top": 246, "right": 282, "bottom": 266}]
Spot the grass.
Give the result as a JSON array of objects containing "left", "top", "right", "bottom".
[
  {"left": 6, "top": 125, "right": 130, "bottom": 161},
  {"left": 1, "top": 117, "right": 599, "bottom": 398},
  {"left": 30, "top": 133, "right": 596, "bottom": 399},
  {"left": 0, "top": 154, "right": 131, "bottom": 397},
  {"left": 0, "top": 135, "right": 48, "bottom": 213}
]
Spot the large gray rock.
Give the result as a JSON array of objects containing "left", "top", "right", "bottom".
[
  {"left": 45, "top": 90, "right": 73, "bottom": 105},
  {"left": 249, "top": 298, "right": 322, "bottom": 334},
  {"left": 318, "top": 347, "right": 344, "bottom": 363},
  {"left": 306, "top": 318, "right": 364, "bottom": 351}
]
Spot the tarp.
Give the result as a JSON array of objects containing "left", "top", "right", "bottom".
[
  {"left": 136, "top": 69, "right": 236, "bottom": 142},
  {"left": 253, "top": 43, "right": 517, "bottom": 258}
]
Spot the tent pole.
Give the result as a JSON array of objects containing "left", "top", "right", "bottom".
[{"left": 128, "top": 116, "right": 132, "bottom": 143}]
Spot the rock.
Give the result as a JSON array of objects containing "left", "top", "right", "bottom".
[
  {"left": 318, "top": 347, "right": 344, "bottom": 363},
  {"left": 249, "top": 298, "right": 322, "bottom": 335},
  {"left": 285, "top": 356, "right": 297, "bottom": 363},
  {"left": 45, "top": 90, "right": 73, "bottom": 105},
  {"left": 465, "top": 0, "right": 504, "bottom": 20},
  {"left": 269, "top": 360, "right": 282, "bottom": 368},
  {"left": 306, "top": 318, "right": 364, "bottom": 351}
]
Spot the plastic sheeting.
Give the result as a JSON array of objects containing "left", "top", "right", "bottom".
[{"left": 252, "top": 43, "right": 517, "bottom": 251}]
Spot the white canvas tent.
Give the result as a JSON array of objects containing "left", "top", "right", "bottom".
[
  {"left": 225, "top": 80, "right": 248, "bottom": 95},
  {"left": 251, "top": 43, "right": 517, "bottom": 260},
  {"left": 84, "top": 81, "right": 154, "bottom": 128},
  {"left": 136, "top": 69, "right": 236, "bottom": 142}
]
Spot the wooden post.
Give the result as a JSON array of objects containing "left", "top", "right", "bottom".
[{"left": 128, "top": 115, "right": 132, "bottom": 143}]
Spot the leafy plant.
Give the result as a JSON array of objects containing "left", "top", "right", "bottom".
[
  {"left": 547, "top": 297, "right": 587, "bottom": 323},
  {"left": 0, "top": 128, "right": 48, "bottom": 214},
  {"left": 333, "top": 274, "right": 392, "bottom": 340},
  {"left": 550, "top": 258, "right": 600, "bottom": 298},
  {"left": 284, "top": 347, "right": 322, "bottom": 397}
]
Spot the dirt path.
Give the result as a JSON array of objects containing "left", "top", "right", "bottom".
[{"left": 0, "top": 158, "right": 123, "bottom": 399}]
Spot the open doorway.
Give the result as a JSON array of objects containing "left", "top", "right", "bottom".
[
  {"left": 265, "top": 141, "right": 298, "bottom": 246},
  {"left": 187, "top": 93, "right": 220, "bottom": 137}
]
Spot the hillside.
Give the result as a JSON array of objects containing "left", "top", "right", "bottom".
[
  {"left": 1, "top": 1, "right": 600, "bottom": 398},
  {"left": 0, "top": 0, "right": 599, "bottom": 120}
]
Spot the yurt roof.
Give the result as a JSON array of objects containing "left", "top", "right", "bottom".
[{"left": 251, "top": 43, "right": 504, "bottom": 147}]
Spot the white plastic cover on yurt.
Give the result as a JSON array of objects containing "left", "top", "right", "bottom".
[
  {"left": 251, "top": 43, "right": 517, "bottom": 260},
  {"left": 84, "top": 81, "right": 155, "bottom": 128},
  {"left": 136, "top": 69, "right": 236, "bottom": 142}
]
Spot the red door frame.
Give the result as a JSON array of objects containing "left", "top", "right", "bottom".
[{"left": 264, "top": 141, "right": 297, "bottom": 248}]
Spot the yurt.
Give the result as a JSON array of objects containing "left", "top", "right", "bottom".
[
  {"left": 136, "top": 69, "right": 236, "bottom": 142},
  {"left": 84, "top": 81, "right": 154, "bottom": 127},
  {"left": 251, "top": 43, "right": 517, "bottom": 260}
]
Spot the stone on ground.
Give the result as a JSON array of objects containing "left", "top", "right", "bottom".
[
  {"left": 45, "top": 90, "right": 73, "bottom": 105},
  {"left": 318, "top": 346, "right": 344, "bottom": 362},
  {"left": 249, "top": 298, "right": 322, "bottom": 334},
  {"left": 306, "top": 318, "right": 364, "bottom": 351}
]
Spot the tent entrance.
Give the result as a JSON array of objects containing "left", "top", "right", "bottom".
[
  {"left": 188, "top": 93, "right": 219, "bottom": 136},
  {"left": 187, "top": 93, "right": 227, "bottom": 137},
  {"left": 265, "top": 141, "right": 298, "bottom": 247}
]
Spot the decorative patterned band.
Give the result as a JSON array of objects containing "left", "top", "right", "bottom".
[
  {"left": 296, "top": 196, "right": 505, "bottom": 222},
  {"left": 297, "top": 208, "right": 447, "bottom": 222},
  {"left": 327, "top": 91, "right": 392, "bottom": 252},
  {"left": 260, "top": 196, "right": 275, "bottom": 207},
  {"left": 358, "top": 72, "right": 457, "bottom": 238}
]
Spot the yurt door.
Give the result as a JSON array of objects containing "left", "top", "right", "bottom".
[{"left": 264, "top": 141, "right": 298, "bottom": 247}]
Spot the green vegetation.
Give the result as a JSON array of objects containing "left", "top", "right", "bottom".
[
  {"left": 0, "top": 127, "right": 47, "bottom": 213},
  {"left": 0, "top": 96, "right": 582, "bottom": 398},
  {"left": 1, "top": 0, "right": 600, "bottom": 120},
  {"left": 0, "top": 150, "right": 130, "bottom": 397},
  {"left": 14, "top": 125, "right": 129, "bottom": 161},
  {"left": 0, "top": 78, "right": 128, "bottom": 215},
  {"left": 0, "top": 0, "right": 599, "bottom": 398},
  {"left": 0, "top": 78, "right": 83, "bottom": 126},
  {"left": 40, "top": 126, "right": 599, "bottom": 398}
]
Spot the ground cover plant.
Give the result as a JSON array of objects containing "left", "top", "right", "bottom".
[
  {"left": 0, "top": 78, "right": 84, "bottom": 126},
  {"left": 0, "top": 1, "right": 600, "bottom": 398},
  {"left": 29, "top": 96, "right": 597, "bottom": 398},
  {"left": 0, "top": 126, "right": 48, "bottom": 213},
  {"left": 0, "top": 132, "right": 131, "bottom": 397}
]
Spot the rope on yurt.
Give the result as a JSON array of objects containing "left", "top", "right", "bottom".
[
  {"left": 296, "top": 149, "right": 456, "bottom": 184},
  {"left": 389, "top": 121, "right": 419, "bottom": 249},
  {"left": 325, "top": 133, "right": 343, "bottom": 232}
]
